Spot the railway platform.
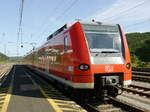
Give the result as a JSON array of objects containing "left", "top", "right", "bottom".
[{"left": 0, "top": 65, "right": 86, "bottom": 112}]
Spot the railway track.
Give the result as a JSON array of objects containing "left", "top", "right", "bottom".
[
  {"left": 26, "top": 66, "right": 150, "bottom": 112},
  {"left": 76, "top": 85, "right": 150, "bottom": 112},
  {"left": 84, "top": 102, "right": 122, "bottom": 112},
  {"left": 122, "top": 85, "right": 150, "bottom": 98},
  {"left": 25, "top": 66, "right": 87, "bottom": 112},
  {"left": 132, "top": 67, "right": 150, "bottom": 72},
  {"left": 132, "top": 75, "right": 150, "bottom": 83},
  {"left": 0, "top": 65, "right": 13, "bottom": 86},
  {"left": 82, "top": 96, "right": 148, "bottom": 112},
  {"left": 132, "top": 69, "right": 150, "bottom": 82},
  {"left": 132, "top": 71, "right": 150, "bottom": 76}
]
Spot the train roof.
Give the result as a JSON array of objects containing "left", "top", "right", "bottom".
[
  {"left": 46, "top": 21, "right": 117, "bottom": 41},
  {"left": 80, "top": 21, "right": 117, "bottom": 26},
  {"left": 32, "top": 21, "right": 118, "bottom": 53},
  {"left": 47, "top": 24, "right": 72, "bottom": 41}
]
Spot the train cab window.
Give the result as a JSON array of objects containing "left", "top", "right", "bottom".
[
  {"left": 64, "top": 36, "right": 68, "bottom": 52},
  {"left": 82, "top": 24, "right": 122, "bottom": 53}
]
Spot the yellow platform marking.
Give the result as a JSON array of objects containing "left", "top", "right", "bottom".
[
  {"left": 0, "top": 94, "right": 6, "bottom": 97},
  {"left": 1, "top": 87, "right": 12, "bottom": 112},
  {"left": 61, "top": 108, "right": 86, "bottom": 112},
  {"left": 25, "top": 72, "right": 63, "bottom": 112},
  {"left": 39, "top": 86, "right": 63, "bottom": 112},
  {"left": 0, "top": 65, "right": 12, "bottom": 78},
  {"left": 44, "top": 89, "right": 87, "bottom": 112},
  {"left": 0, "top": 66, "right": 15, "bottom": 112},
  {"left": 25, "top": 72, "right": 87, "bottom": 112},
  {"left": 53, "top": 99, "right": 75, "bottom": 103},
  {"left": 57, "top": 103, "right": 81, "bottom": 107},
  {"left": 0, "top": 97, "right": 5, "bottom": 101},
  {"left": 0, "top": 88, "right": 10, "bottom": 112}
]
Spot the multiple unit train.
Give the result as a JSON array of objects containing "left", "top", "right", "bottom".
[{"left": 25, "top": 21, "right": 132, "bottom": 101}]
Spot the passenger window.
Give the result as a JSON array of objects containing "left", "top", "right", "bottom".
[{"left": 64, "top": 36, "right": 68, "bottom": 52}]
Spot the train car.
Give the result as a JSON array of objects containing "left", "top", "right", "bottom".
[{"left": 26, "top": 21, "right": 132, "bottom": 100}]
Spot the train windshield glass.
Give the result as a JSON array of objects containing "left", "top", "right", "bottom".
[{"left": 82, "top": 24, "right": 122, "bottom": 53}]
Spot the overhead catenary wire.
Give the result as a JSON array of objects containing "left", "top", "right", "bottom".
[
  {"left": 125, "top": 18, "right": 150, "bottom": 28},
  {"left": 34, "top": 0, "right": 149, "bottom": 44},
  {"left": 102, "top": 0, "right": 150, "bottom": 21},
  {"left": 17, "top": 0, "right": 25, "bottom": 55},
  {"left": 91, "top": 0, "right": 150, "bottom": 32},
  {"left": 36, "top": 0, "right": 67, "bottom": 35},
  {"left": 55, "top": 0, "right": 79, "bottom": 20},
  {"left": 18, "top": 0, "right": 24, "bottom": 41},
  {"left": 19, "top": 0, "right": 24, "bottom": 31},
  {"left": 35, "top": 0, "right": 71, "bottom": 43},
  {"left": 36, "top": 0, "right": 79, "bottom": 41}
]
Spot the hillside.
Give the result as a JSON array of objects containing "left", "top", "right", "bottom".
[
  {"left": 0, "top": 53, "right": 9, "bottom": 61},
  {"left": 126, "top": 32, "right": 150, "bottom": 53},
  {"left": 126, "top": 32, "right": 150, "bottom": 67}
]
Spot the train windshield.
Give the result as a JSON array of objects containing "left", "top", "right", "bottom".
[{"left": 82, "top": 24, "right": 122, "bottom": 53}]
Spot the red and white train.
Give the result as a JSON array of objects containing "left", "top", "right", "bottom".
[{"left": 25, "top": 21, "right": 132, "bottom": 100}]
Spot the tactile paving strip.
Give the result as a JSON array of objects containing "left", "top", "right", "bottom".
[
  {"left": 0, "top": 88, "right": 8, "bottom": 112},
  {"left": 41, "top": 86, "right": 87, "bottom": 112}
]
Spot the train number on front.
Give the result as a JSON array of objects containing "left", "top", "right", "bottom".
[{"left": 105, "top": 65, "right": 113, "bottom": 72}]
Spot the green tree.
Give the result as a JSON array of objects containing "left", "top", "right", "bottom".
[{"left": 135, "top": 39, "right": 150, "bottom": 62}]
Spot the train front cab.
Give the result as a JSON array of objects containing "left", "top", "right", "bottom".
[{"left": 70, "top": 22, "right": 132, "bottom": 99}]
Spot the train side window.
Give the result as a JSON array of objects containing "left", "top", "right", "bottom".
[{"left": 64, "top": 36, "right": 68, "bottom": 52}]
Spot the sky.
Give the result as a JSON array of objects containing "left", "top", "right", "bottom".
[{"left": 0, "top": 0, "right": 150, "bottom": 57}]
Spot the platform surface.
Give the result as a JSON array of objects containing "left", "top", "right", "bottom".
[
  {"left": 7, "top": 65, "right": 56, "bottom": 112},
  {"left": 0, "top": 65, "right": 86, "bottom": 112}
]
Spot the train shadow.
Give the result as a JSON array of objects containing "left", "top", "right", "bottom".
[{"left": 0, "top": 65, "right": 70, "bottom": 102}]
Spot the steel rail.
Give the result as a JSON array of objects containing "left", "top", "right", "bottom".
[
  {"left": 122, "top": 87, "right": 150, "bottom": 98},
  {"left": 129, "top": 85, "right": 150, "bottom": 91},
  {"left": 0, "top": 66, "right": 13, "bottom": 85},
  {"left": 132, "top": 67, "right": 150, "bottom": 72},
  {"left": 109, "top": 97, "right": 148, "bottom": 112},
  {"left": 132, "top": 75, "right": 150, "bottom": 83},
  {"left": 25, "top": 65, "right": 149, "bottom": 112},
  {"left": 132, "top": 71, "right": 150, "bottom": 76},
  {"left": 82, "top": 96, "right": 148, "bottom": 112}
]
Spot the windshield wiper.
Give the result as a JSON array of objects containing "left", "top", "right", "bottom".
[
  {"left": 101, "top": 51, "right": 119, "bottom": 53},
  {"left": 90, "top": 49, "right": 120, "bottom": 53}
]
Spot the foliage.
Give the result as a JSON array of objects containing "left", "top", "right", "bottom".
[
  {"left": 126, "top": 32, "right": 150, "bottom": 53},
  {"left": 135, "top": 39, "right": 150, "bottom": 62},
  {"left": 126, "top": 32, "right": 150, "bottom": 67},
  {"left": 0, "top": 52, "right": 9, "bottom": 62}
]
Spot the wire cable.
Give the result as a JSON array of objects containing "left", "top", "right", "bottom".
[
  {"left": 125, "top": 18, "right": 150, "bottom": 28},
  {"left": 36, "top": 0, "right": 79, "bottom": 41},
  {"left": 17, "top": 0, "right": 25, "bottom": 55},
  {"left": 55, "top": 0, "right": 79, "bottom": 20},
  {"left": 37, "top": 0, "right": 67, "bottom": 34},
  {"left": 101, "top": 0, "right": 150, "bottom": 21}
]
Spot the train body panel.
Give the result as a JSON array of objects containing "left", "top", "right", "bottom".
[{"left": 25, "top": 21, "right": 132, "bottom": 97}]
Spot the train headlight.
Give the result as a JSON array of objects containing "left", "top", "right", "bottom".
[
  {"left": 79, "top": 64, "right": 90, "bottom": 71},
  {"left": 126, "top": 63, "right": 131, "bottom": 69}
]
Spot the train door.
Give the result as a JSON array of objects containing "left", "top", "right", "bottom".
[
  {"left": 45, "top": 47, "right": 49, "bottom": 73},
  {"left": 63, "top": 34, "right": 73, "bottom": 81},
  {"left": 62, "top": 36, "right": 68, "bottom": 78},
  {"left": 45, "top": 57, "right": 49, "bottom": 73}
]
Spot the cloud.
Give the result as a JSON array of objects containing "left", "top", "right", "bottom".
[{"left": 90, "top": 0, "right": 150, "bottom": 32}]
